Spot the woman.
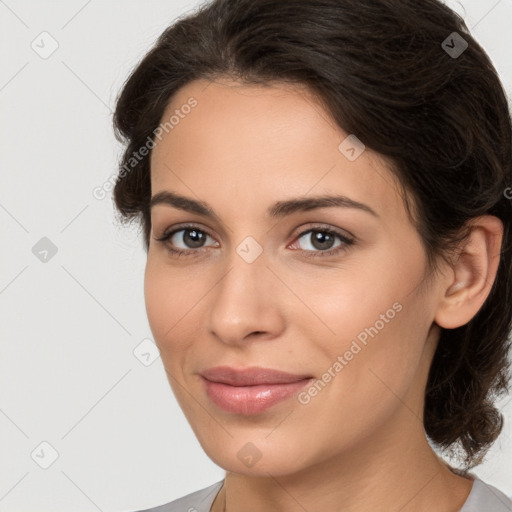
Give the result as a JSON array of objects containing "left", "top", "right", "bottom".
[{"left": 113, "top": 0, "right": 512, "bottom": 510}]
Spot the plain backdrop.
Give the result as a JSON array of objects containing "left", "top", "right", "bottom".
[{"left": 1, "top": 1, "right": 511, "bottom": 510}]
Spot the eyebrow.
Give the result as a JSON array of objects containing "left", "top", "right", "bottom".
[{"left": 149, "top": 190, "right": 379, "bottom": 219}]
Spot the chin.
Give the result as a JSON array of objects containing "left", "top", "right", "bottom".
[{"left": 197, "top": 434, "right": 314, "bottom": 478}]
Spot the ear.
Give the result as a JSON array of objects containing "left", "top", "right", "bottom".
[{"left": 434, "top": 215, "right": 503, "bottom": 329}]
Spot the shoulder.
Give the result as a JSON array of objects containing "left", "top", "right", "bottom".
[
  {"left": 130, "top": 480, "right": 224, "bottom": 512},
  {"left": 461, "top": 476, "right": 512, "bottom": 512}
]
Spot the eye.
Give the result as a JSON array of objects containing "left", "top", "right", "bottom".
[
  {"left": 154, "top": 224, "right": 217, "bottom": 257},
  {"left": 290, "top": 226, "right": 354, "bottom": 259},
  {"left": 154, "top": 223, "right": 354, "bottom": 259}
]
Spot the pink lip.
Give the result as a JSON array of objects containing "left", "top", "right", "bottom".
[{"left": 200, "top": 366, "right": 313, "bottom": 415}]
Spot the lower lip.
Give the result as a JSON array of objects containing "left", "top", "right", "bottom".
[{"left": 202, "top": 377, "right": 312, "bottom": 415}]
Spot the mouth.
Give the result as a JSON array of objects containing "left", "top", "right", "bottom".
[{"left": 200, "top": 366, "right": 314, "bottom": 415}]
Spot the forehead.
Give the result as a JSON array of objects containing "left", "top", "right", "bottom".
[
  {"left": 152, "top": 77, "right": 337, "bottom": 162},
  {"left": 149, "top": 78, "right": 407, "bottom": 223}
]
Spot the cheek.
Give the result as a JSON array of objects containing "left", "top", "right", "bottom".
[
  {"left": 143, "top": 259, "right": 203, "bottom": 354},
  {"left": 144, "top": 261, "right": 169, "bottom": 341},
  {"left": 301, "top": 242, "right": 430, "bottom": 402},
  {"left": 298, "top": 250, "right": 422, "bottom": 353},
  {"left": 296, "top": 305, "right": 427, "bottom": 454}
]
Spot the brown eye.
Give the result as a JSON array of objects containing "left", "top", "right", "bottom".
[
  {"left": 290, "top": 226, "right": 355, "bottom": 259},
  {"left": 154, "top": 224, "right": 218, "bottom": 256}
]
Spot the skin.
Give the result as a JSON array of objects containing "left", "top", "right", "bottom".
[{"left": 145, "top": 77, "right": 503, "bottom": 512}]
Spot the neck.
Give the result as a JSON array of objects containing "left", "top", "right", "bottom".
[{"left": 211, "top": 413, "right": 473, "bottom": 512}]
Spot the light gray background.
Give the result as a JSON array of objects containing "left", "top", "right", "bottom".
[{"left": 1, "top": 1, "right": 511, "bottom": 511}]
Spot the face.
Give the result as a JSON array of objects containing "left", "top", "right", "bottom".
[{"left": 145, "top": 78, "right": 443, "bottom": 477}]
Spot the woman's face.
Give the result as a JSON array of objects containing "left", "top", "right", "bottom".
[{"left": 145, "top": 78, "right": 445, "bottom": 476}]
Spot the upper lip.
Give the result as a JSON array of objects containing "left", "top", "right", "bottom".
[{"left": 200, "top": 366, "right": 313, "bottom": 386}]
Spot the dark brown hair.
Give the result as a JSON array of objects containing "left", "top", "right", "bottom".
[{"left": 111, "top": 0, "right": 512, "bottom": 470}]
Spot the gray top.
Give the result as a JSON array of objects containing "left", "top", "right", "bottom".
[{"left": 133, "top": 475, "right": 512, "bottom": 511}]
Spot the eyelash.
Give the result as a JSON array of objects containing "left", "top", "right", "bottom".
[{"left": 154, "top": 223, "right": 355, "bottom": 260}]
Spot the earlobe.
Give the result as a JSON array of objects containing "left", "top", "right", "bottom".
[{"left": 434, "top": 215, "right": 503, "bottom": 330}]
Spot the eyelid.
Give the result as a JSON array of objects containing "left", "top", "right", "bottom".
[
  {"left": 154, "top": 222, "right": 355, "bottom": 257},
  {"left": 289, "top": 222, "right": 355, "bottom": 242},
  {"left": 154, "top": 222, "right": 218, "bottom": 247},
  {"left": 155, "top": 222, "right": 354, "bottom": 242}
]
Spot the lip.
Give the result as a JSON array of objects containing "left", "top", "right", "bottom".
[
  {"left": 200, "top": 366, "right": 312, "bottom": 386},
  {"left": 200, "top": 366, "right": 313, "bottom": 415}
]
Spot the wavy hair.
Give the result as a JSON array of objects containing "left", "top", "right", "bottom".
[{"left": 111, "top": 0, "right": 512, "bottom": 470}]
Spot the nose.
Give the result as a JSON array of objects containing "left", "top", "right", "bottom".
[{"left": 207, "top": 254, "right": 285, "bottom": 346}]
